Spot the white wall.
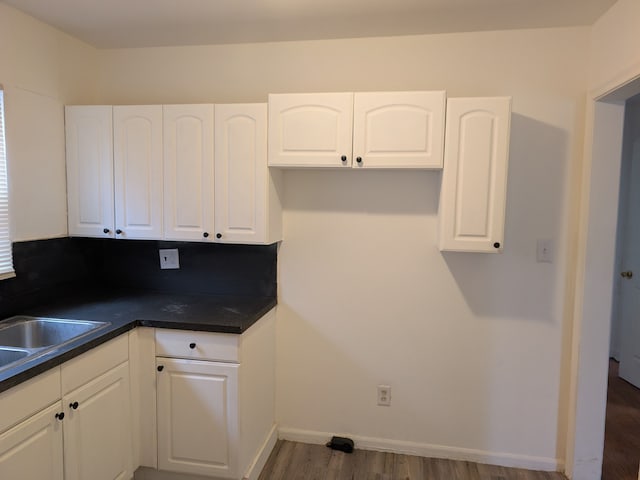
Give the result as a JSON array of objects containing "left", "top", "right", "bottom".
[
  {"left": 96, "top": 27, "right": 589, "bottom": 469},
  {"left": 589, "top": 0, "right": 640, "bottom": 95},
  {"left": 0, "top": 3, "right": 98, "bottom": 241},
  {"left": 567, "top": 0, "right": 640, "bottom": 478}
]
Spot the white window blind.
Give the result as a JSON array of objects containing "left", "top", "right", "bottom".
[{"left": 0, "top": 88, "right": 15, "bottom": 280}]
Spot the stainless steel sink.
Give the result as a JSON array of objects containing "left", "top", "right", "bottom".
[
  {"left": 0, "top": 317, "right": 108, "bottom": 349},
  {"left": 0, "top": 347, "right": 30, "bottom": 367},
  {"left": 0, "top": 316, "right": 110, "bottom": 372}
]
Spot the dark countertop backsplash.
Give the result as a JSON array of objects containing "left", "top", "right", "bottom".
[{"left": 0, "top": 237, "right": 277, "bottom": 319}]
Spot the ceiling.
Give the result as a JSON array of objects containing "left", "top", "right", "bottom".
[{"left": 1, "top": 0, "right": 617, "bottom": 49}]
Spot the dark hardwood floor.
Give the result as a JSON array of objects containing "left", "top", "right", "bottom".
[
  {"left": 258, "top": 440, "right": 567, "bottom": 480},
  {"left": 603, "top": 359, "right": 640, "bottom": 480}
]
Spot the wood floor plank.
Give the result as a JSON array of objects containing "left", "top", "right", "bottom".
[{"left": 258, "top": 440, "right": 567, "bottom": 480}]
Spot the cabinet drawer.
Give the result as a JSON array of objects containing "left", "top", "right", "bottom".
[
  {"left": 0, "top": 368, "right": 61, "bottom": 433},
  {"left": 155, "top": 329, "right": 239, "bottom": 363},
  {"left": 61, "top": 335, "right": 128, "bottom": 395}
]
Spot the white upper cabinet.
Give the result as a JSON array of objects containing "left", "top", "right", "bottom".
[
  {"left": 268, "top": 91, "right": 446, "bottom": 169},
  {"left": 439, "top": 97, "right": 512, "bottom": 253},
  {"left": 163, "top": 105, "right": 215, "bottom": 241},
  {"left": 215, "top": 104, "right": 282, "bottom": 244},
  {"left": 268, "top": 93, "right": 354, "bottom": 167},
  {"left": 113, "top": 106, "right": 164, "bottom": 240},
  {"left": 353, "top": 91, "right": 445, "bottom": 168},
  {"left": 65, "top": 106, "right": 115, "bottom": 238}
]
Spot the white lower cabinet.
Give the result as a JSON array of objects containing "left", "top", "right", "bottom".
[
  {"left": 63, "top": 362, "right": 133, "bottom": 480},
  {"left": 156, "top": 358, "right": 239, "bottom": 478},
  {"left": 0, "top": 402, "right": 64, "bottom": 480},
  {"left": 145, "top": 309, "right": 277, "bottom": 480},
  {"left": 0, "top": 335, "right": 133, "bottom": 480}
]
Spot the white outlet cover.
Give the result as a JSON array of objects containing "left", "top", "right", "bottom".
[{"left": 159, "top": 249, "right": 180, "bottom": 269}]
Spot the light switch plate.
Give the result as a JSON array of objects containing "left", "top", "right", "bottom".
[
  {"left": 536, "top": 239, "right": 553, "bottom": 263},
  {"left": 159, "top": 249, "right": 180, "bottom": 269}
]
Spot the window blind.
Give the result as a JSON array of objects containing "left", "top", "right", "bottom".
[{"left": 0, "top": 88, "right": 15, "bottom": 279}]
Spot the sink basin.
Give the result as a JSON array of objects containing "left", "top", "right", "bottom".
[
  {"left": 0, "top": 347, "right": 30, "bottom": 368},
  {"left": 0, "top": 316, "right": 109, "bottom": 349}
]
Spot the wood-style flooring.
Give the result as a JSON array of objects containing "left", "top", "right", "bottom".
[
  {"left": 603, "top": 359, "right": 640, "bottom": 480},
  {"left": 258, "top": 440, "right": 567, "bottom": 480}
]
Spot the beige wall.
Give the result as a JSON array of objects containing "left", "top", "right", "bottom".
[
  {"left": 0, "top": 3, "right": 595, "bottom": 470},
  {"left": 0, "top": 3, "right": 98, "bottom": 241},
  {"left": 568, "top": 0, "right": 640, "bottom": 478},
  {"left": 95, "top": 27, "right": 589, "bottom": 469},
  {"left": 589, "top": 0, "right": 640, "bottom": 95}
]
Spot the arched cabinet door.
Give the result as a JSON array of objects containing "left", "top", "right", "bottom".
[
  {"left": 268, "top": 92, "right": 354, "bottom": 168},
  {"left": 439, "top": 97, "right": 512, "bottom": 253},
  {"left": 65, "top": 106, "right": 114, "bottom": 238},
  {"left": 215, "top": 103, "right": 281, "bottom": 244},
  {"left": 163, "top": 104, "right": 214, "bottom": 241},
  {"left": 113, "top": 105, "right": 163, "bottom": 240},
  {"left": 353, "top": 91, "right": 445, "bottom": 169}
]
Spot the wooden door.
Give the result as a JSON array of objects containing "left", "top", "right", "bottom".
[
  {"left": 439, "top": 97, "right": 511, "bottom": 252},
  {"left": 63, "top": 362, "right": 133, "bottom": 480},
  {"left": 163, "top": 104, "right": 215, "bottom": 241},
  {"left": 65, "top": 106, "right": 114, "bottom": 238},
  {"left": 268, "top": 92, "right": 353, "bottom": 167},
  {"left": 214, "top": 103, "right": 267, "bottom": 244},
  {"left": 352, "top": 91, "right": 446, "bottom": 168},
  {"left": 0, "top": 403, "right": 64, "bottom": 480},
  {"left": 113, "top": 105, "right": 163, "bottom": 239},
  {"left": 156, "top": 357, "right": 239, "bottom": 478}
]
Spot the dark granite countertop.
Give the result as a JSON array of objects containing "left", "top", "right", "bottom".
[{"left": 0, "top": 290, "right": 276, "bottom": 393}]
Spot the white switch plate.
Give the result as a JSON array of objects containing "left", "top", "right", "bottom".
[
  {"left": 159, "top": 249, "right": 180, "bottom": 269},
  {"left": 536, "top": 239, "right": 553, "bottom": 263}
]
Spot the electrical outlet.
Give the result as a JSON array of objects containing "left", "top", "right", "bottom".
[
  {"left": 377, "top": 385, "right": 391, "bottom": 406},
  {"left": 159, "top": 249, "right": 180, "bottom": 269}
]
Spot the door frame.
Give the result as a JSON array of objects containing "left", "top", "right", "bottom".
[{"left": 566, "top": 69, "right": 640, "bottom": 478}]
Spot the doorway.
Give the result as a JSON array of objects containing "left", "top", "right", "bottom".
[
  {"left": 569, "top": 77, "right": 640, "bottom": 479},
  {"left": 602, "top": 96, "right": 640, "bottom": 480}
]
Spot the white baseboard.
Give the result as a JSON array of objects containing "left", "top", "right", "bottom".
[
  {"left": 278, "top": 427, "right": 563, "bottom": 473},
  {"left": 243, "top": 424, "right": 278, "bottom": 480}
]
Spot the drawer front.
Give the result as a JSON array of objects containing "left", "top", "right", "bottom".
[
  {"left": 155, "top": 329, "right": 239, "bottom": 363},
  {"left": 61, "top": 334, "right": 129, "bottom": 395},
  {"left": 0, "top": 368, "right": 61, "bottom": 433}
]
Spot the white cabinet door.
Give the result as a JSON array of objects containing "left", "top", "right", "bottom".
[
  {"left": 65, "top": 106, "right": 115, "bottom": 238},
  {"left": 156, "top": 358, "right": 239, "bottom": 478},
  {"left": 63, "top": 362, "right": 133, "bottom": 480},
  {"left": 113, "top": 105, "right": 163, "bottom": 239},
  {"left": 163, "top": 104, "right": 215, "bottom": 241},
  {"left": 0, "top": 403, "right": 64, "bottom": 480},
  {"left": 268, "top": 93, "right": 354, "bottom": 167},
  {"left": 352, "top": 91, "right": 446, "bottom": 168},
  {"left": 439, "top": 97, "right": 512, "bottom": 252},
  {"left": 215, "top": 103, "right": 269, "bottom": 244}
]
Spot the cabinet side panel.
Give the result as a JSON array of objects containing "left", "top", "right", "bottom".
[{"left": 239, "top": 309, "right": 276, "bottom": 473}]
